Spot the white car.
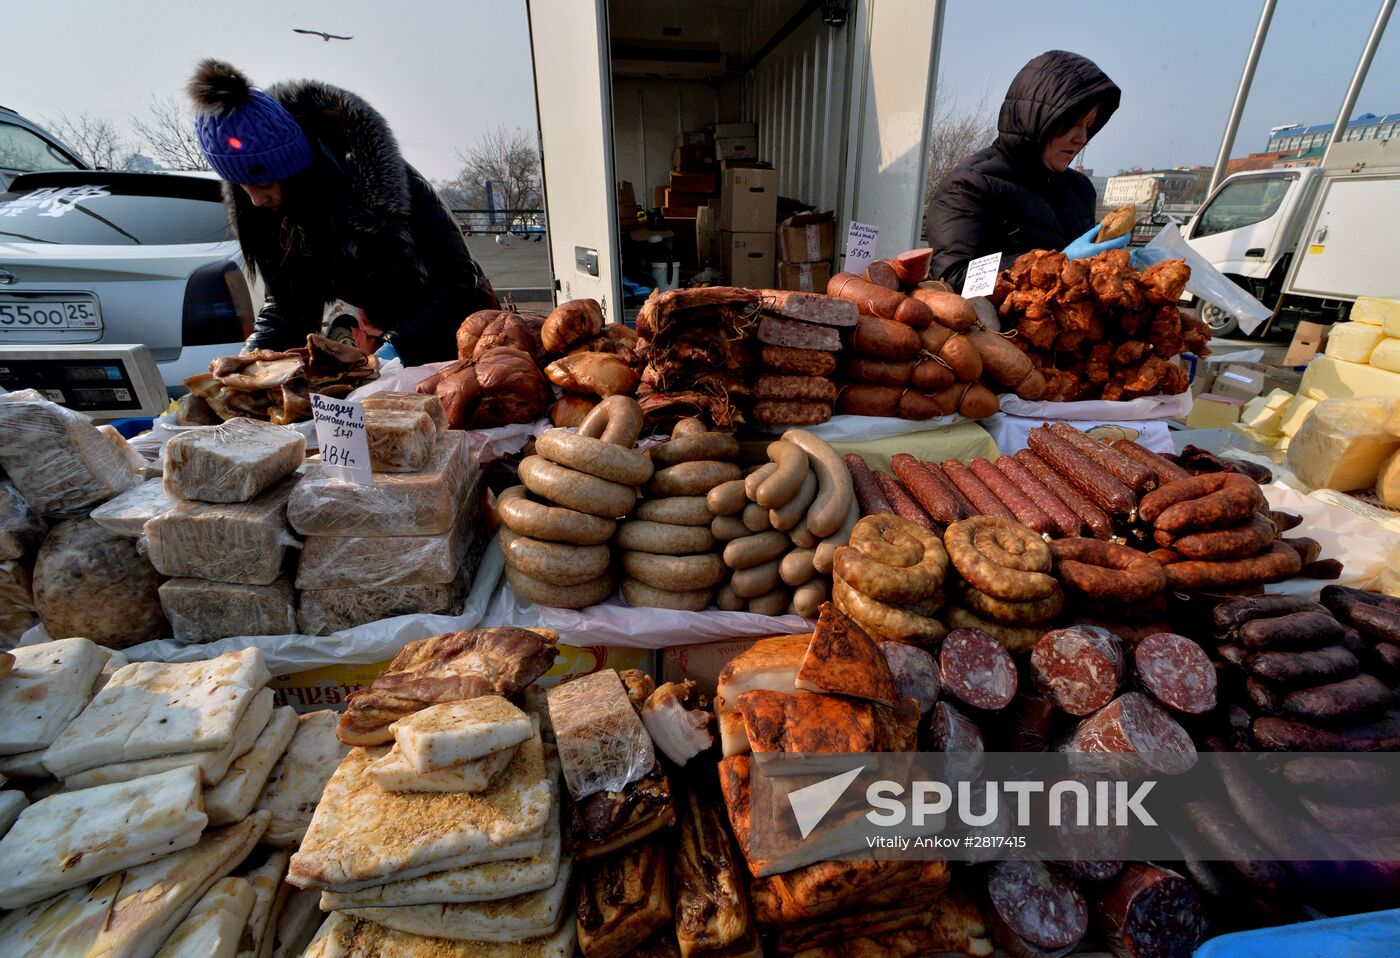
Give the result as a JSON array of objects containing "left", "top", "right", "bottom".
[{"left": 0, "top": 170, "right": 256, "bottom": 394}]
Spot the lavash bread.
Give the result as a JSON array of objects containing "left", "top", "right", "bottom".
[
  {"left": 0, "top": 765, "right": 208, "bottom": 908},
  {"left": 391, "top": 696, "right": 533, "bottom": 773},
  {"left": 206, "top": 706, "right": 299, "bottom": 826},
  {"left": 0, "top": 749, "right": 49, "bottom": 780},
  {"left": 0, "top": 637, "right": 108, "bottom": 754},
  {"left": 270, "top": 888, "right": 324, "bottom": 958},
  {"left": 233, "top": 847, "right": 291, "bottom": 958},
  {"left": 368, "top": 742, "right": 517, "bottom": 794},
  {"left": 0, "top": 790, "right": 27, "bottom": 838},
  {"left": 153, "top": 877, "right": 256, "bottom": 958},
  {"left": 256, "top": 710, "right": 350, "bottom": 848}
]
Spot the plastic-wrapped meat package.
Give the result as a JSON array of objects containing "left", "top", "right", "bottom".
[
  {"left": 90, "top": 478, "right": 177, "bottom": 537},
  {"left": 362, "top": 391, "right": 447, "bottom": 432},
  {"left": 163, "top": 417, "right": 306, "bottom": 503},
  {"left": 0, "top": 389, "right": 138, "bottom": 518},
  {"left": 365, "top": 409, "right": 436, "bottom": 473},
  {"left": 294, "top": 493, "right": 475, "bottom": 590},
  {"left": 159, "top": 577, "right": 296, "bottom": 642},
  {"left": 144, "top": 478, "right": 299, "bottom": 585},
  {"left": 0, "top": 559, "right": 35, "bottom": 629},
  {"left": 99, "top": 425, "right": 148, "bottom": 474},
  {"left": 297, "top": 574, "right": 467, "bottom": 636},
  {"left": 32, "top": 517, "right": 168, "bottom": 648},
  {"left": 286, "top": 431, "right": 473, "bottom": 537},
  {"left": 0, "top": 482, "right": 45, "bottom": 560},
  {"left": 546, "top": 670, "right": 655, "bottom": 801}
]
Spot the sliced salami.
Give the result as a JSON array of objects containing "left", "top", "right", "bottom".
[
  {"left": 923, "top": 700, "right": 984, "bottom": 781},
  {"left": 879, "top": 640, "right": 939, "bottom": 715},
  {"left": 1134, "top": 632, "right": 1217, "bottom": 716},
  {"left": 1092, "top": 863, "right": 1208, "bottom": 958},
  {"left": 1031, "top": 626, "right": 1125, "bottom": 716},
  {"left": 986, "top": 861, "right": 1088, "bottom": 953},
  {"left": 1068, "top": 692, "right": 1197, "bottom": 775},
  {"left": 939, "top": 628, "right": 1018, "bottom": 712}
]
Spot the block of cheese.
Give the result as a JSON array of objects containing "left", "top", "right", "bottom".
[
  {"left": 33, "top": 517, "right": 167, "bottom": 648},
  {"left": 365, "top": 408, "right": 436, "bottom": 473},
  {"left": 1324, "top": 322, "right": 1386, "bottom": 363},
  {"left": 1279, "top": 393, "right": 1320, "bottom": 438},
  {"left": 287, "top": 430, "right": 472, "bottom": 537},
  {"left": 1378, "top": 451, "right": 1400, "bottom": 509},
  {"left": 1241, "top": 388, "right": 1292, "bottom": 435},
  {"left": 89, "top": 477, "right": 176, "bottom": 537},
  {"left": 1351, "top": 296, "right": 1400, "bottom": 334},
  {"left": 145, "top": 479, "right": 298, "bottom": 585},
  {"left": 1276, "top": 434, "right": 1291, "bottom": 452},
  {"left": 159, "top": 577, "right": 297, "bottom": 642},
  {"left": 1286, "top": 397, "right": 1400, "bottom": 491},
  {"left": 363, "top": 392, "right": 447, "bottom": 432},
  {"left": 1299, "top": 355, "right": 1400, "bottom": 401},
  {"left": 1370, "top": 337, "right": 1400, "bottom": 374},
  {"left": 0, "top": 389, "right": 138, "bottom": 518},
  {"left": 296, "top": 575, "right": 466, "bottom": 636},
  {"left": 163, "top": 418, "right": 305, "bottom": 503},
  {"left": 0, "top": 482, "right": 44, "bottom": 561}
]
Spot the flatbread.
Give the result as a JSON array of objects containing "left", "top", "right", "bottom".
[
  {"left": 256, "top": 710, "right": 350, "bottom": 848},
  {"left": 63, "top": 688, "right": 275, "bottom": 788},
  {"left": 288, "top": 733, "right": 551, "bottom": 891},
  {"left": 0, "top": 790, "right": 27, "bottom": 838},
  {"left": 154, "top": 876, "right": 256, "bottom": 958},
  {"left": 345, "top": 858, "right": 573, "bottom": 941},
  {"left": 0, "top": 748, "right": 48, "bottom": 780},
  {"left": 0, "top": 637, "right": 107, "bottom": 754},
  {"left": 0, "top": 765, "right": 207, "bottom": 909},
  {"left": 270, "top": 888, "right": 324, "bottom": 958},
  {"left": 303, "top": 911, "right": 577, "bottom": 958},
  {"left": 43, "top": 648, "right": 272, "bottom": 777},
  {"left": 369, "top": 741, "right": 517, "bottom": 793},
  {"left": 207, "top": 706, "right": 298, "bottom": 826},
  {"left": 392, "top": 696, "right": 533, "bottom": 773},
  {"left": 233, "top": 847, "right": 290, "bottom": 958},
  {"left": 0, "top": 650, "right": 12, "bottom": 680},
  {"left": 794, "top": 604, "right": 900, "bottom": 707},
  {"left": 0, "top": 811, "right": 268, "bottom": 958},
  {"left": 320, "top": 777, "right": 562, "bottom": 909},
  {"left": 94, "top": 648, "right": 130, "bottom": 694}
]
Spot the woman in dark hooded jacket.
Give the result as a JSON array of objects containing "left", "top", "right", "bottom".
[
  {"left": 925, "top": 50, "right": 1124, "bottom": 288},
  {"left": 187, "top": 59, "right": 498, "bottom": 366}
]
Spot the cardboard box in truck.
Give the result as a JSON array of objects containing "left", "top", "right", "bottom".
[
  {"left": 719, "top": 167, "right": 778, "bottom": 232},
  {"left": 669, "top": 170, "right": 719, "bottom": 195},
  {"left": 716, "top": 136, "right": 758, "bottom": 162},
  {"left": 777, "top": 260, "right": 831, "bottom": 292},
  {"left": 722, "top": 231, "right": 775, "bottom": 289},
  {"left": 777, "top": 212, "right": 835, "bottom": 263},
  {"left": 696, "top": 205, "right": 720, "bottom": 270}
]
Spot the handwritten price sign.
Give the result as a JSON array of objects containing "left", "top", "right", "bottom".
[
  {"left": 844, "top": 220, "right": 879, "bottom": 268},
  {"left": 960, "top": 251, "right": 1002, "bottom": 299},
  {"left": 311, "top": 394, "right": 373, "bottom": 485}
]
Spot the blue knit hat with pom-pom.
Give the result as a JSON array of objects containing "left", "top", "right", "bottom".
[{"left": 189, "top": 59, "right": 312, "bottom": 184}]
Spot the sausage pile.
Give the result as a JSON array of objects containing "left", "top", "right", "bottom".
[
  {"left": 944, "top": 516, "right": 1064, "bottom": 653},
  {"left": 708, "top": 429, "right": 855, "bottom": 617},
  {"left": 831, "top": 514, "right": 949, "bottom": 646},
  {"left": 421, "top": 311, "right": 552, "bottom": 429},
  {"left": 1051, "top": 538, "right": 1168, "bottom": 622},
  {"left": 618, "top": 419, "right": 739, "bottom": 611},
  {"left": 634, "top": 287, "right": 760, "bottom": 429},
  {"left": 536, "top": 299, "right": 642, "bottom": 426},
  {"left": 751, "top": 291, "right": 857, "bottom": 426},
  {"left": 500, "top": 396, "right": 649, "bottom": 608}
]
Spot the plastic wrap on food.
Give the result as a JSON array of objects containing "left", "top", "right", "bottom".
[
  {"left": 0, "top": 609, "right": 37, "bottom": 648},
  {"left": 546, "top": 670, "right": 655, "bottom": 801},
  {"left": 362, "top": 391, "right": 447, "bottom": 432},
  {"left": 145, "top": 478, "right": 299, "bottom": 585},
  {"left": 163, "top": 417, "right": 306, "bottom": 503},
  {"left": 32, "top": 517, "right": 168, "bottom": 648},
  {"left": 0, "top": 559, "right": 34, "bottom": 616},
  {"left": 90, "top": 478, "right": 177, "bottom": 537},
  {"left": 159, "top": 577, "right": 296, "bottom": 642},
  {"left": 365, "top": 408, "right": 436, "bottom": 473},
  {"left": 297, "top": 574, "right": 467, "bottom": 636},
  {"left": 294, "top": 492, "right": 474, "bottom": 590},
  {"left": 99, "top": 425, "right": 148, "bottom": 474},
  {"left": 287, "top": 430, "right": 472, "bottom": 537},
  {"left": 0, "top": 389, "right": 138, "bottom": 518},
  {"left": 0, "top": 482, "right": 45, "bottom": 560}
]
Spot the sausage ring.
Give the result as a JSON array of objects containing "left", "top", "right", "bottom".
[
  {"left": 970, "top": 522, "right": 1051, "bottom": 573},
  {"left": 946, "top": 605, "right": 1045, "bottom": 654},
  {"left": 634, "top": 496, "right": 713, "bottom": 527},
  {"left": 833, "top": 514, "right": 948, "bottom": 604},
  {"left": 499, "top": 528, "right": 611, "bottom": 585},
  {"left": 621, "top": 577, "right": 712, "bottom": 612},
  {"left": 960, "top": 584, "right": 1064, "bottom": 625},
  {"left": 782, "top": 428, "right": 855, "bottom": 538},
  {"left": 1049, "top": 537, "right": 1167, "bottom": 603},
  {"left": 651, "top": 432, "right": 740, "bottom": 468},
  {"left": 812, "top": 496, "right": 861, "bottom": 575},
  {"left": 1157, "top": 514, "right": 1276, "bottom": 561},
  {"left": 519, "top": 455, "right": 637, "bottom": 518},
  {"left": 576, "top": 394, "right": 644, "bottom": 447},
  {"left": 497, "top": 485, "right": 615, "bottom": 545},
  {"left": 623, "top": 550, "right": 727, "bottom": 592},
  {"left": 833, "top": 575, "right": 947, "bottom": 646},
  {"left": 536, "top": 428, "right": 653, "bottom": 485},
  {"left": 650, "top": 460, "right": 744, "bottom": 497},
  {"left": 756, "top": 440, "right": 810, "bottom": 508},
  {"left": 1140, "top": 473, "right": 1264, "bottom": 533},
  {"left": 505, "top": 564, "right": 614, "bottom": 609},
  {"left": 945, "top": 516, "right": 1058, "bottom": 600},
  {"left": 1163, "top": 540, "right": 1303, "bottom": 591},
  {"left": 615, "top": 520, "right": 715, "bottom": 555}
]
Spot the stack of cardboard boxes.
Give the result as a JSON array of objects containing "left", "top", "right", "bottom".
[
  {"left": 717, "top": 164, "right": 778, "bottom": 289},
  {"left": 775, "top": 212, "right": 836, "bottom": 292}
]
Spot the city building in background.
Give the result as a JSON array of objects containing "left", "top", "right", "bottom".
[{"left": 1266, "top": 112, "right": 1399, "bottom": 152}]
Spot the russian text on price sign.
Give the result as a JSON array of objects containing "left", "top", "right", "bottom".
[
  {"left": 844, "top": 221, "right": 879, "bottom": 268},
  {"left": 961, "top": 251, "right": 1002, "bottom": 299},
  {"left": 311, "top": 394, "right": 373, "bottom": 486}
]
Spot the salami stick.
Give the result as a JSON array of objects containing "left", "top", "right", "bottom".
[
  {"left": 940, "top": 459, "right": 1015, "bottom": 520},
  {"left": 1015, "top": 449, "right": 1114, "bottom": 539},
  {"left": 1048, "top": 421, "right": 1156, "bottom": 493},
  {"left": 890, "top": 453, "right": 960, "bottom": 523},
  {"left": 1110, "top": 438, "right": 1191, "bottom": 484},
  {"left": 871, "top": 470, "right": 935, "bottom": 529},
  {"left": 993, "top": 455, "right": 1082, "bottom": 538},
  {"left": 842, "top": 453, "right": 893, "bottom": 517},
  {"left": 920, "top": 459, "right": 975, "bottom": 518},
  {"left": 1026, "top": 427, "right": 1136, "bottom": 516},
  {"left": 968, "top": 457, "right": 1056, "bottom": 535}
]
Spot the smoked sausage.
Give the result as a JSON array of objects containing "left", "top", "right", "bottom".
[
  {"left": 1015, "top": 448, "right": 1114, "bottom": 539},
  {"left": 1026, "top": 426, "right": 1136, "bottom": 516},
  {"left": 969, "top": 457, "right": 1056, "bottom": 535},
  {"left": 1050, "top": 537, "right": 1167, "bottom": 604},
  {"left": 1048, "top": 422, "right": 1155, "bottom": 494},
  {"left": 994, "top": 454, "right": 1082, "bottom": 538},
  {"left": 890, "top": 454, "right": 960, "bottom": 523},
  {"left": 844, "top": 453, "right": 894, "bottom": 516}
]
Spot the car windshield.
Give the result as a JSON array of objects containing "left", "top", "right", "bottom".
[
  {"left": 1192, "top": 172, "right": 1298, "bottom": 239},
  {"left": 0, "top": 121, "right": 84, "bottom": 174},
  {"left": 0, "top": 179, "right": 232, "bottom": 245}
]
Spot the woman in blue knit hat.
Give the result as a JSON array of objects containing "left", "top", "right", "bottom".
[{"left": 188, "top": 59, "right": 498, "bottom": 365}]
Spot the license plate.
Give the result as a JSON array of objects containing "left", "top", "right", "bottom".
[{"left": 0, "top": 297, "right": 101, "bottom": 330}]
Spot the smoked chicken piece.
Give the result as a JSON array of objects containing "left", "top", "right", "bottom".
[
  {"left": 1112, "top": 340, "right": 1150, "bottom": 367},
  {"left": 471, "top": 346, "right": 552, "bottom": 426},
  {"left": 544, "top": 351, "right": 640, "bottom": 397},
  {"left": 1159, "top": 361, "right": 1190, "bottom": 395},
  {"left": 1149, "top": 305, "right": 1187, "bottom": 357},
  {"left": 1016, "top": 317, "right": 1060, "bottom": 350},
  {"left": 1057, "top": 258, "right": 1091, "bottom": 301},
  {"left": 1006, "top": 250, "right": 1040, "bottom": 287},
  {"left": 1086, "top": 342, "right": 1114, "bottom": 384},
  {"left": 1139, "top": 258, "right": 1191, "bottom": 305},
  {"left": 1028, "top": 250, "right": 1068, "bottom": 290},
  {"left": 472, "top": 313, "right": 536, "bottom": 359},
  {"left": 1181, "top": 312, "right": 1213, "bottom": 355}
]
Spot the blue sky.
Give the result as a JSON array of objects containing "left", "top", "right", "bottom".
[{"left": 6, "top": 0, "right": 1397, "bottom": 181}]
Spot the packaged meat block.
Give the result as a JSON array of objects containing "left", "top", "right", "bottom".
[
  {"left": 0, "top": 481, "right": 45, "bottom": 560},
  {"left": 0, "top": 559, "right": 34, "bottom": 618},
  {"left": 362, "top": 391, "right": 447, "bottom": 432},
  {"left": 287, "top": 430, "right": 473, "bottom": 537},
  {"left": 294, "top": 494, "right": 474, "bottom": 590},
  {"left": 0, "top": 389, "right": 138, "bottom": 518},
  {"left": 159, "top": 577, "right": 296, "bottom": 642},
  {"left": 297, "top": 574, "right": 467, "bottom": 636},
  {"left": 365, "top": 408, "right": 436, "bottom": 473},
  {"left": 32, "top": 517, "right": 168, "bottom": 648},
  {"left": 90, "top": 478, "right": 176, "bottom": 537},
  {"left": 145, "top": 479, "right": 299, "bottom": 585},
  {"left": 163, "top": 417, "right": 306, "bottom": 503}
]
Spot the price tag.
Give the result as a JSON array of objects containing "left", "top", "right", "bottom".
[
  {"left": 311, "top": 394, "right": 373, "bottom": 486},
  {"left": 844, "top": 220, "right": 878, "bottom": 268},
  {"left": 960, "top": 251, "right": 1002, "bottom": 299}
]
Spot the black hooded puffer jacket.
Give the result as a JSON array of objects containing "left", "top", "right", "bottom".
[{"left": 925, "top": 51, "right": 1120, "bottom": 287}]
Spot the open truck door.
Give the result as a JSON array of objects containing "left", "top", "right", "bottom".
[{"left": 527, "top": 0, "right": 621, "bottom": 316}]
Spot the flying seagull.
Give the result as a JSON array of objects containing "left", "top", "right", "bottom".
[{"left": 293, "top": 28, "right": 353, "bottom": 41}]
